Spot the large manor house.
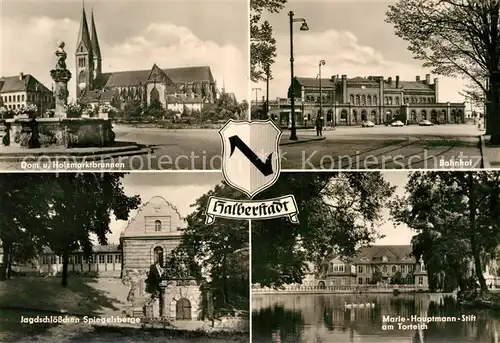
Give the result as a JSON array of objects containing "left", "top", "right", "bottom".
[
  {"left": 273, "top": 74, "right": 466, "bottom": 126},
  {"left": 74, "top": 7, "right": 218, "bottom": 112}
]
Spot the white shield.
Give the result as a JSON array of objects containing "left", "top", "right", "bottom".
[{"left": 219, "top": 120, "right": 282, "bottom": 198}]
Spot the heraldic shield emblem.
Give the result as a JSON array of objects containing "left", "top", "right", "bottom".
[{"left": 219, "top": 120, "right": 282, "bottom": 198}]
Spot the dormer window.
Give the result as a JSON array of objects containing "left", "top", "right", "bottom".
[
  {"left": 155, "top": 220, "right": 162, "bottom": 231},
  {"left": 361, "top": 257, "right": 368, "bottom": 261},
  {"left": 382, "top": 256, "right": 388, "bottom": 262}
]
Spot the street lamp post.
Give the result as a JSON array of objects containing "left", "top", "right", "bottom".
[
  {"left": 318, "top": 60, "right": 325, "bottom": 121},
  {"left": 265, "top": 65, "right": 270, "bottom": 119},
  {"left": 252, "top": 87, "right": 261, "bottom": 118},
  {"left": 289, "top": 11, "right": 309, "bottom": 140}
]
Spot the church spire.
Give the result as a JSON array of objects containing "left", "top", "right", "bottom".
[
  {"left": 90, "top": 8, "right": 101, "bottom": 60},
  {"left": 76, "top": 2, "right": 92, "bottom": 53}
]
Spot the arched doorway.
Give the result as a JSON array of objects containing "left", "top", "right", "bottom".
[
  {"left": 386, "top": 110, "right": 392, "bottom": 123},
  {"left": 431, "top": 110, "right": 437, "bottom": 123},
  {"left": 421, "top": 110, "right": 427, "bottom": 120},
  {"left": 318, "top": 281, "right": 326, "bottom": 289},
  {"left": 457, "top": 110, "right": 463, "bottom": 123},
  {"left": 411, "top": 110, "right": 417, "bottom": 123},
  {"left": 153, "top": 247, "right": 164, "bottom": 267},
  {"left": 327, "top": 109, "right": 333, "bottom": 123},
  {"left": 361, "top": 110, "right": 367, "bottom": 122},
  {"left": 451, "top": 110, "right": 457, "bottom": 123},
  {"left": 371, "top": 110, "right": 377, "bottom": 122},
  {"left": 176, "top": 298, "right": 192, "bottom": 320},
  {"left": 341, "top": 110, "right": 348, "bottom": 124}
]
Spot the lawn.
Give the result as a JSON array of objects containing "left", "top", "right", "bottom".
[{"left": 0, "top": 277, "right": 249, "bottom": 342}]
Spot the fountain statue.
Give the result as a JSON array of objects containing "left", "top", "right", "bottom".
[{"left": 50, "top": 41, "right": 72, "bottom": 118}]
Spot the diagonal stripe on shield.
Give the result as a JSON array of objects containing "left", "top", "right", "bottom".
[{"left": 219, "top": 120, "right": 282, "bottom": 198}]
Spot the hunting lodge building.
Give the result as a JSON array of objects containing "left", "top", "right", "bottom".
[
  {"left": 75, "top": 6, "right": 217, "bottom": 112},
  {"left": 280, "top": 74, "right": 466, "bottom": 126},
  {"left": 37, "top": 196, "right": 184, "bottom": 278}
]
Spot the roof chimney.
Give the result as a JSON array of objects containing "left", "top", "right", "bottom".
[
  {"left": 416, "top": 76, "right": 420, "bottom": 81},
  {"left": 19, "top": 72, "right": 24, "bottom": 81},
  {"left": 388, "top": 77, "right": 392, "bottom": 84},
  {"left": 425, "top": 74, "right": 431, "bottom": 84},
  {"left": 396, "top": 75, "right": 400, "bottom": 88}
]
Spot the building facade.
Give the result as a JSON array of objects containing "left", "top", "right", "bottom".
[
  {"left": 38, "top": 245, "right": 121, "bottom": 278},
  {"left": 284, "top": 74, "right": 466, "bottom": 127},
  {"left": 323, "top": 245, "right": 428, "bottom": 288},
  {"left": 34, "top": 196, "right": 185, "bottom": 279},
  {"left": 120, "top": 196, "right": 185, "bottom": 275},
  {"left": 75, "top": 7, "right": 217, "bottom": 112},
  {"left": 0, "top": 73, "right": 54, "bottom": 114}
]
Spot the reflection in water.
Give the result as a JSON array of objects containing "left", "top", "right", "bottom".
[{"left": 252, "top": 293, "right": 500, "bottom": 343}]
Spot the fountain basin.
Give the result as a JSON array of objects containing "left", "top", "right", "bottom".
[{"left": 1, "top": 117, "right": 115, "bottom": 148}]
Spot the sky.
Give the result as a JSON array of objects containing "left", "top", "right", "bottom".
[
  {"left": 375, "top": 171, "right": 413, "bottom": 245},
  {"left": 105, "top": 172, "right": 223, "bottom": 244},
  {"left": 1, "top": 0, "right": 249, "bottom": 102},
  {"left": 253, "top": 0, "right": 468, "bottom": 104}
]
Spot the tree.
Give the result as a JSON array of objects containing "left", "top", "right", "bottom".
[
  {"left": 251, "top": 172, "right": 395, "bottom": 288},
  {"left": 390, "top": 271, "right": 403, "bottom": 284},
  {"left": 386, "top": 0, "right": 500, "bottom": 143},
  {"left": 176, "top": 182, "right": 249, "bottom": 311},
  {"left": 201, "top": 93, "right": 243, "bottom": 122},
  {"left": 410, "top": 230, "right": 470, "bottom": 292},
  {"left": 390, "top": 172, "right": 500, "bottom": 295},
  {"left": 145, "top": 99, "right": 165, "bottom": 119},
  {"left": 46, "top": 173, "right": 141, "bottom": 287},
  {"left": 250, "top": 0, "right": 287, "bottom": 82},
  {"left": 122, "top": 99, "right": 143, "bottom": 119},
  {"left": 0, "top": 174, "right": 53, "bottom": 280},
  {"left": 371, "top": 269, "right": 383, "bottom": 284}
]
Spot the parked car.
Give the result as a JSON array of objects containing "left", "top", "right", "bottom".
[
  {"left": 419, "top": 119, "right": 433, "bottom": 126},
  {"left": 362, "top": 120, "right": 375, "bottom": 127},
  {"left": 391, "top": 120, "right": 404, "bottom": 127}
]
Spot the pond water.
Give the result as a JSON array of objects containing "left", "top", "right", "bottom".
[{"left": 252, "top": 293, "right": 500, "bottom": 343}]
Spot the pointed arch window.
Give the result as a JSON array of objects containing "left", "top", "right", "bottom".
[{"left": 150, "top": 87, "right": 160, "bottom": 104}]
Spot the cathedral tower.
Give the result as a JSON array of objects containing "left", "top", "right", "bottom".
[
  {"left": 90, "top": 9, "right": 102, "bottom": 81},
  {"left": 75, "top": 4, "right": 94, "bottom": 98}
]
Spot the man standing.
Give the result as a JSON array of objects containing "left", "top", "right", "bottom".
[{"left": 315, "top": 116, "right": 323, "bottom": 136}]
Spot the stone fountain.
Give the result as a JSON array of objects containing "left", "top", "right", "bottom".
[{"left": 1, "top": 41, "right": 115, "bottom": 149}]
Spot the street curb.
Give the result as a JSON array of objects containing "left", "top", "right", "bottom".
[
  {"left": 480, "top": 135, "right": 490, "bottom": 169},
  {"left": 0, "top": 147, "right": 152, "bottom": 163},
  {"left": 280, "top": 136, "right": 326, "bottom": 146}
]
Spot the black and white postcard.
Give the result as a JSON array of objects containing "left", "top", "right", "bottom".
[
  {"left": 0, "top": 172, "right": 249, "bottom": 342},
  {"left": 0, "top": 0, "right": 248, "bottom": 171},
  {"left": 250, "top": 0, "right": 496, "bottom": 170}
]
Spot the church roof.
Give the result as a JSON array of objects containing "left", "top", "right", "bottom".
[
  {"left": 42, "top": 244, "right": 120, "bottom": 254},
  {"left": 0, "top": 74, "right": 51, "bottom": 94},
  {"left": 77, "top": 7, "right": 92, "bottom": 53},
  {"left": 353, "top": 245, "right": 414, "bottom": 263},
  {"left": 326, "top": 245, "right": 415, "bottom": 264},
  {"left": 95, "top": 66, "right": 214, "bottom": 88},
  {"left": 295, "top": 77, "right": 336, "bottom": 88},
  {"left": 90, "top": 9, "right": 101, "bottom": 60},
  {"left": 387, "top": 81, "right": 434, "bottom": 91}
]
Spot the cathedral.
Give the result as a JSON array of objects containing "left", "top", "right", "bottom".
[{"left": 75, "top": 6, "right": 218, "bottom": 112}]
